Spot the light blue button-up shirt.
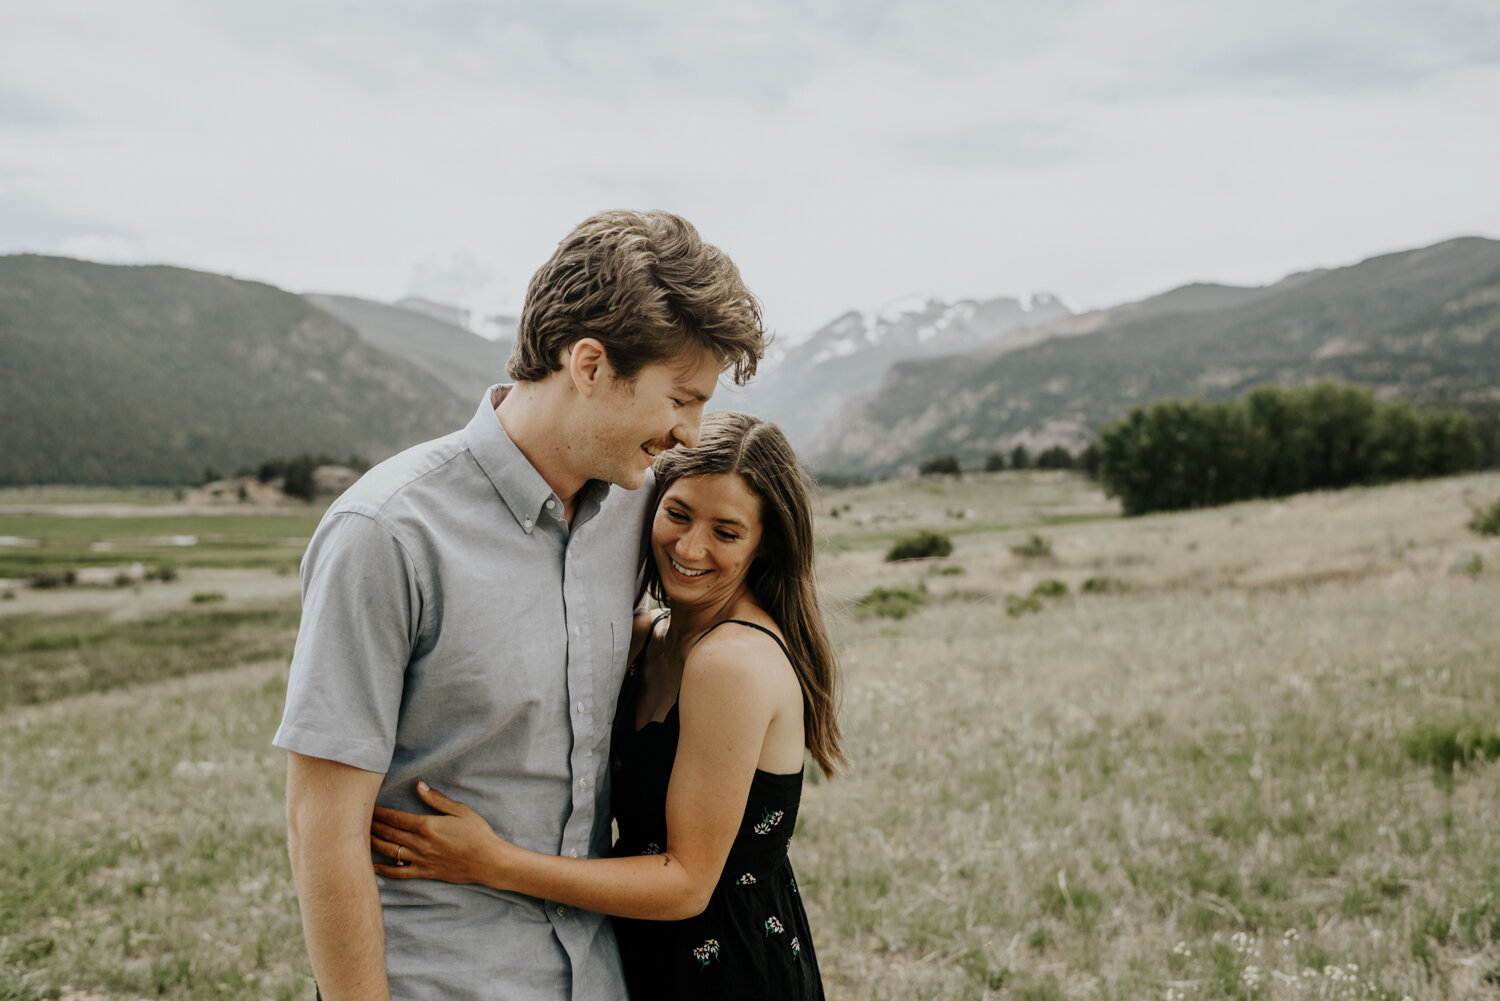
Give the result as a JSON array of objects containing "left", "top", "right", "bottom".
[{"left": 275, "top": 386, "right": 650, "bottom": 1000}]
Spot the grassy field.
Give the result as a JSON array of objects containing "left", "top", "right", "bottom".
[{"left": 4, "top": 471, "right": 1500, "bottom": 999}]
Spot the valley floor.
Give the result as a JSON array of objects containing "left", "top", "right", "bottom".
[{"left": 4, "top": 471, "right": 1500, "bottom": 999}]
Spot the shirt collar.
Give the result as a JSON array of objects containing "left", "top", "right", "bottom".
[{"left": 464, "top": 385, "right": 612, "bottom": 534}]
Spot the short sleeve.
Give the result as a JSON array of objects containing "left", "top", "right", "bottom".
[{"left": 272, "top": 511, "right": 424, "bottom": 773}]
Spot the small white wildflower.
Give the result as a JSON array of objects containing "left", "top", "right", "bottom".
[
  {"left": 1242, "top": 965, "right": 1262, "bottom": 988},
  {"left": 1282, "top": 928, "right": 1299, "bottom": 943},
  {"left": 1172, "top": 940, "right": 1192, "bottom": 958}
]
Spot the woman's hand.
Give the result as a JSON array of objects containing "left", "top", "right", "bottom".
[{"left": 371, "top": 781, "right": 514, "bottom": 886}]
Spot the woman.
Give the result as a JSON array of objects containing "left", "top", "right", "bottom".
[{"left": 371, "top": 411, "right": 845, "bottom": 999}]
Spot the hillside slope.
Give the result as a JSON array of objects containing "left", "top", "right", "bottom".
[
  {"left": 0, "top": 256, "right": 470, "bottom": 485},
  {"left": 306, "top": 294, "right": 513, "bottom": 405},
  {"left": 806, "top": 237, "right": 1500, "bottom": 477}
]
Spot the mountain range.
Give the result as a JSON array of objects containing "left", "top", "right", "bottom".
[
  {"left": 2, "top": 237, "right": 1497, "bottom": 485},
  {"left": 804, "top": 237, "right": 1500, "bottom": 477}
]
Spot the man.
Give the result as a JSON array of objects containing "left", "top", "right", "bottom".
[{"left": 273, "top": 210, "right": 766, "bottom": 1000}]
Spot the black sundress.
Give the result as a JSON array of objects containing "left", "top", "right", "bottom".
[{"left": 609, "top": 619, "right": 825, "bottom": 1000}]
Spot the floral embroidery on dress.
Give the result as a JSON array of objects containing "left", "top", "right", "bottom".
[
  {"left": 692, "top": 938, "right": 720, "bottom": 970},
  {"left": 791, "top": 936, "right": 801, "bottom": 959},
  {"left": 753, "top": 809, "right": 785, "bottom": 835},
  {"left": 736, "top": 873, "right": 757, "bottom": 885},
  {"left": 788, "top": 875, "right": 798, "bottom": 893},
  {"left": 764, "top": 915, "right": 784, "bottom": 937},
  {"left": 641, "top": 843, "right": 662, "bottom": 855}
]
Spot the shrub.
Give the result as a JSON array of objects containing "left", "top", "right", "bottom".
[
  {"left": 855, "top": 585, "right": 927, "bottom": 620},
  {"left": 1031, "top": 579, "right": 1067, "bottom": 598},
  {"left": 886, "top": 532, "right": 953, "bottom": 562},
  {"left": 918, "top": 454, "right": 961, "bottom": 476},
  {"left": 1081, "top": 576, "right": 1128, "bottom": 594},
  {"left": 146, "top": 564, "right": 178, "bottom": 582},
  {"left": 28, "top": 570, "right": 75, "bottom": 589},
  {"left": 1471, "top": 497, "right": 1500, "bottom": 537},
  {"left": 984, "top": 451, "right": 1006, "bottom": 472},
  {"left": 1035, "top": 446, "right": 1075, "bottom": 470},
  {"left": 1010, "top": 534, "right": 1052, "bottom": 559},
  {"left": 1402, "top": 716, "right": 1500, "bottom": 771},
  {"left": 191, "top": 592, "right": 226, "bottom": 604},
  {"left": 1005, "top": 594, "right": 1042, "bottom": 617}
]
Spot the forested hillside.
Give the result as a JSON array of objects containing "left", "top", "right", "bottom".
[{"left": 0, "top": 256, "right": 469, "bottom": 485}]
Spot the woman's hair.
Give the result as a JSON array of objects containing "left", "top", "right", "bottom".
[
  {"left": 508, "top": 210, "right": 766, "bottom": 387},
  {"left": 646, "top": 411, "right": 846, "bottom": 778}
]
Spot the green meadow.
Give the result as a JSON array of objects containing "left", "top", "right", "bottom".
[{"left": 4, "top": 472, "right": 1500, "bottom": 1000}]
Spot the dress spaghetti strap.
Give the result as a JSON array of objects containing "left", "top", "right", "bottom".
[{"left": 701, "top": 618, "right": 794, "bottom": 665}]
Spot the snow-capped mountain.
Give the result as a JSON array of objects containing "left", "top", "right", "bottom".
[{"left": 717, "top": 292, "right": 1073, "bottom": 446}]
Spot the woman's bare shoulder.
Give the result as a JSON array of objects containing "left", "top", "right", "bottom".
[{"left": 683, "top": 617, "right": 792, "bottom": 691}]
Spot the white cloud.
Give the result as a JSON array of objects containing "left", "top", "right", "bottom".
[{"left": 1, "top": 0, "right": 1497, "bottom": 336}]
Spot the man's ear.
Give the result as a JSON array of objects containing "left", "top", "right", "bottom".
[{"left": 566, "top": 338, "right": 609, "bottom": 397}]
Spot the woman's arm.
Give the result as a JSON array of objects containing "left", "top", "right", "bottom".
[{"left": 371, "top": 629, "right": 784, "bottom": 920}]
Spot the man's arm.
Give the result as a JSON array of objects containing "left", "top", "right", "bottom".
[{"left": 286, "top": 751, "right": 389, "bottom": 1001}]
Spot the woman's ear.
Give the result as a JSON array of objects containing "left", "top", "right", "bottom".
[{"left": 566, "top": 338, "right": 609, "bottom": 397}]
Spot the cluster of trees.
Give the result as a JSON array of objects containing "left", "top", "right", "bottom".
[
  {"left": 255, "top": 453, "right": 368, "bottom": 501},
  {"left": 202, "top": 453, "right": 368, "bottom": 502},
  {"left": 983, "top": 445, "right": 1082, "bottom": 471},
  {"left": 1096, "top": 382, "right": 1480, "bottom": 516},
  {"left": 917, "top": 445, "right": 1100, "bottom": 476}
]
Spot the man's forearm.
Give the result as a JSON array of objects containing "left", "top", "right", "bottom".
[
  {"left": 291, "top": 832, "right": 390, "bottom": 1001},
  {"left": 286, "top": 752, "right": 390, "bottom": 1001}
]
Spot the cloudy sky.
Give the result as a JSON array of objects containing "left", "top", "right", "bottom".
[{"left": 2, "top": 0, "right": 1497, "bottom": 339}]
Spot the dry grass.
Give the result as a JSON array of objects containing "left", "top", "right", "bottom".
[{"left": 4, "top": 471, "right": 1500, "bottom": 999}]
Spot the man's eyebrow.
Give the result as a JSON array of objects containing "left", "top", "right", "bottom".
[{"left": 672, "top": 383, "right": 710, "bottom": 402}]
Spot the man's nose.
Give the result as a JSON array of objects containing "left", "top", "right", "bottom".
[{"left": 673, "top": 405, "right": 704, "bottom": 449}]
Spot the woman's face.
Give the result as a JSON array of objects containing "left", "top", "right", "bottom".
[{"left": 651, "top": 473, "right": 764, "bottom": 609}]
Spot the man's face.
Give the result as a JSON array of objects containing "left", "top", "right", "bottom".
[{"left": 582, "top": 348, "right": 721, "bottom": 490}]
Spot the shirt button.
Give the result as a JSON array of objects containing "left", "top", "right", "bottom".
[
  {"left": 572, "top": 625, "right": 580, "bottom": 638},
  {"left": 576, "top": 701, "right": 585, "bottom": 714},
  {"left": 523, "top": 518, "right": 533, "bottom": 530},
  {"left": 556, "top": 906, "right": 567, "bottom": 917},
  {"left": 569, "top": 849, "right": 578, "bottom": 858},
  {"left": 579, "top": 777, "right": 588, "bottom": 790},
  {"left": 545, "top": 499, "right": 556, "bottom": 510}
]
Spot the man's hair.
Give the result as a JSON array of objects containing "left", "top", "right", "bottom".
[
  {"left": 508, "top": 210, "right": 766, "bottom": 386},
  {"left": 644, "top": 411, "right": 846, "bottom": 779}
]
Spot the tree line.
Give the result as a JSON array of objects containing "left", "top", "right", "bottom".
[{"left": 1095, "top": 382, "right": 1481, "bottom": 516}]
